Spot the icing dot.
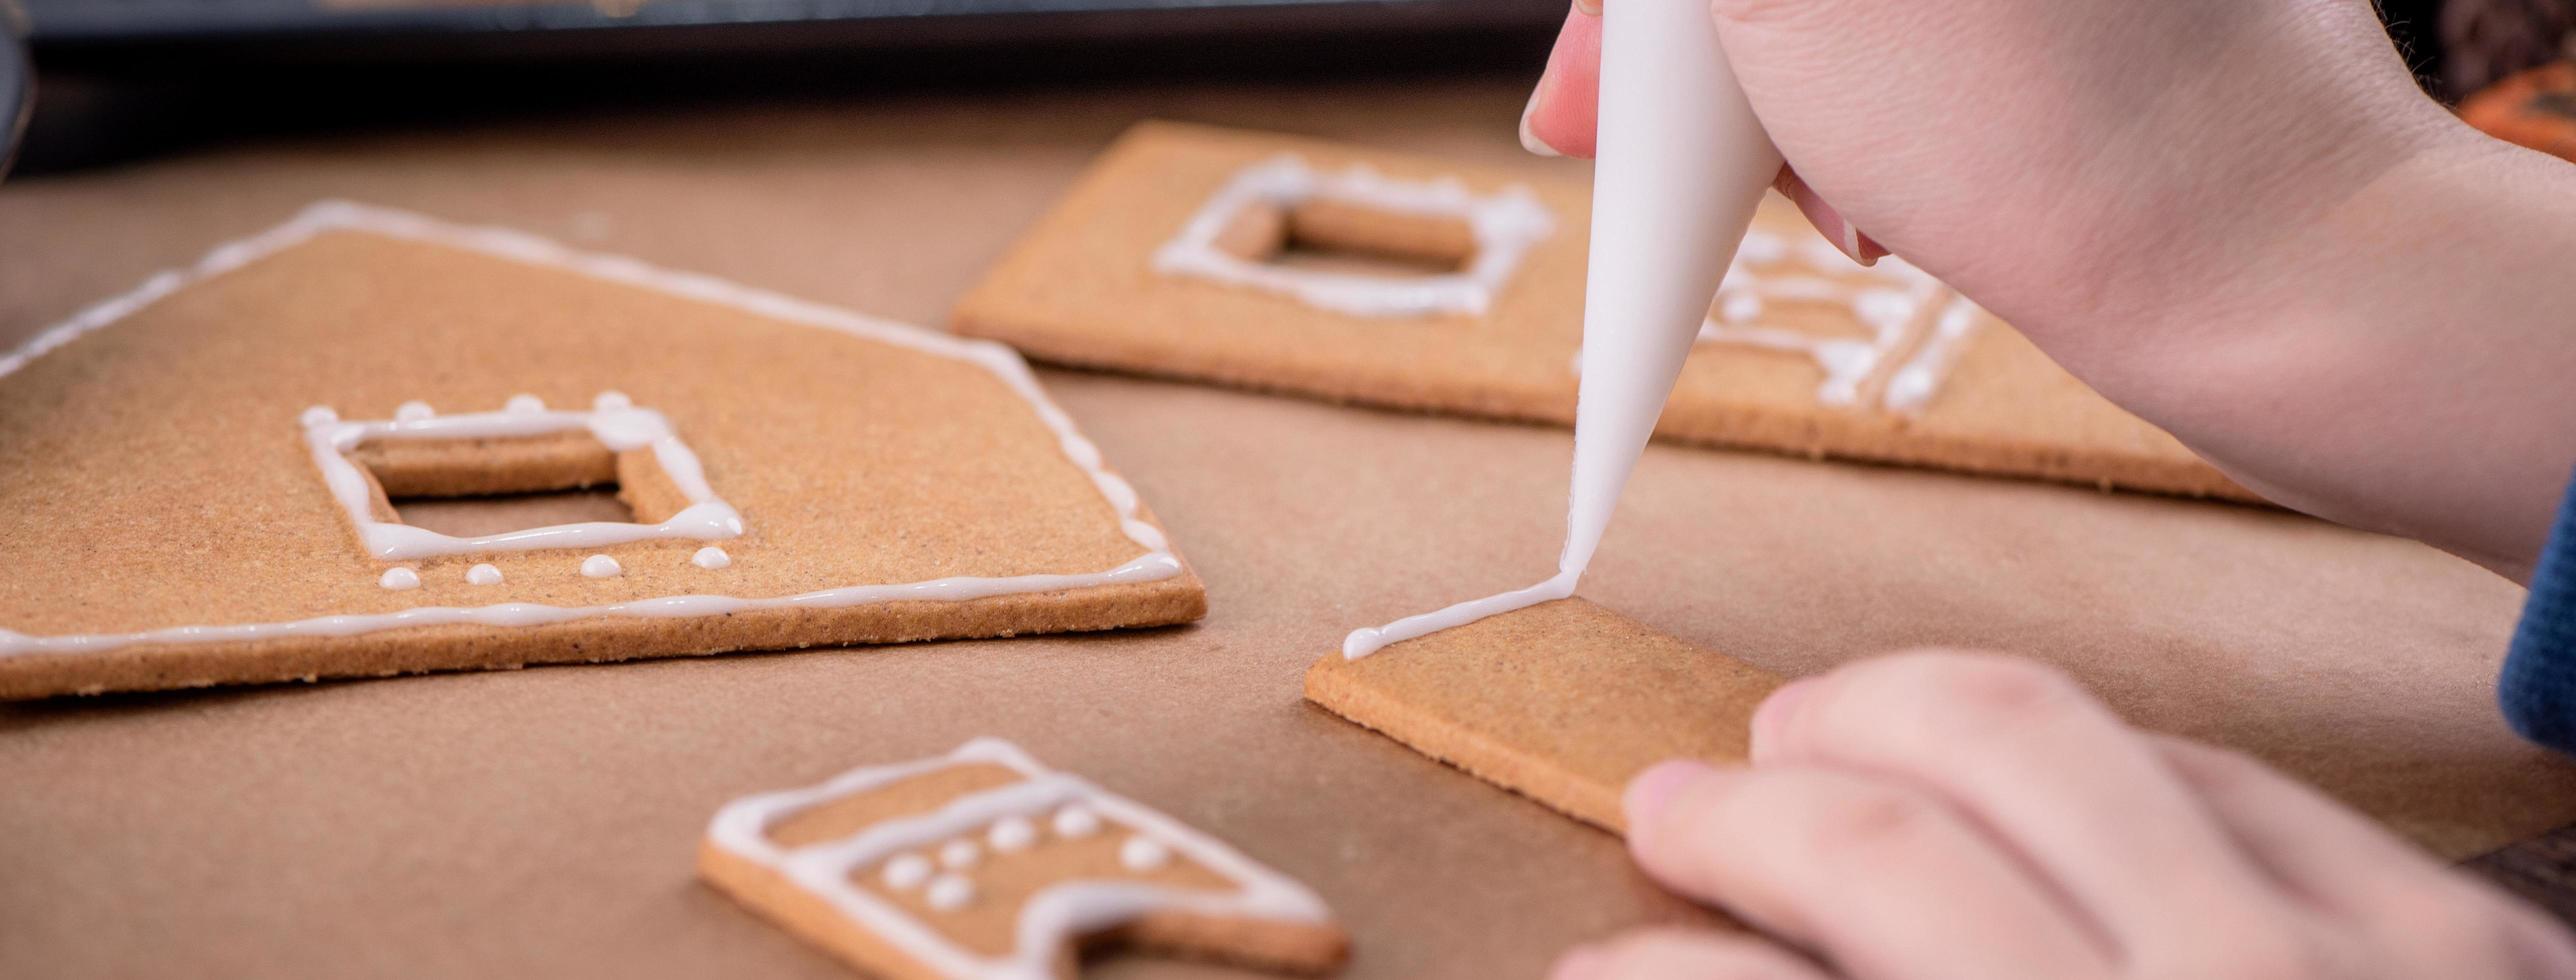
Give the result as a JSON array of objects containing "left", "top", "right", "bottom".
[
  {"left": 881, "top": 853, "right": 933, "bottom": 890},
  {"left": 925, "top": 874, "right": 975, "bottom": 912},
  {"left": 593, "top": 391, "right": 632, "bottom": 411},
  {"left": 938, "top": 839, "right": 981, "bottom": 869},
  {"left": 465, "top": 564, "right": 503, "bottom": 586},
  {"left": 378, "top": 567, "right": 421, "bottom": 591},
  {"left": 394, "top": 401, "right": 434, "bottom": 422},
  {"left": 1719, "top": 292, "right": 1763, "bottom": 322},
  {"left": 988, "top": 816, "right": 1037, "bottom": 852},
  {"left": 504, "top": 394, "right": 546, "bottom": 413},
  {"left": 1051, "top": 805, "right": 1101, "bottom": 839},
  {"left": 691, "top": 547, "right": 732, "bottom": 570},
  {"left": 299, "top": 406, "right": 338, "bottom": 427},
  {"left": 580, "top": 555, "right": 622, "bottom": 579},
  {"left": 1119, "top": 836, "right": 1171, "bottom": 872}
]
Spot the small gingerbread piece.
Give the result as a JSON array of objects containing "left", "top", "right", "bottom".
[
  {"left": 698, "top": 738, "right": 1349, "bottom": 979},
  {"left": 1305, "top": 598, "right": 1783, "bottom": 834}
]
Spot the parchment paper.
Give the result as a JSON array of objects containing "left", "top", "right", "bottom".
[{"left": 0, "top": 78, "right": 2561, "bottom": 979}]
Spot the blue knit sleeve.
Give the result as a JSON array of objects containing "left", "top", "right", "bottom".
[{"left": 2499, "top": 468, "right": 2576, "bottom": 753}]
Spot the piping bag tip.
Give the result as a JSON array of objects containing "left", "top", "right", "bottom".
[{"left": 1557, "top": 0, "right": 1783, "bottom": 586}]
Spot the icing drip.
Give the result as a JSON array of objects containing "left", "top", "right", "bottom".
[
  {"left": 0, "top": 203, "right": 1183, "bottom": 660},
  {"left": 691, "top": 546, "right": 732, "bottom": 570},
  {"left": 705, "top": 738, "right": 1335, "bottom": 980},
  {"left": 1694, "top": 228, "right": 1987, "bottom": 413},
  {"left": 1119, "top": 837, "right": 1171, "bottom": 872},
  {"left": 580, "top": 555, "right": 621, "bottom": 579},
  {"left": 378, "top": 567, "right": 421, "bottom": 591},
  {"left": 1152, "top": 155, "right": 1555, "bottom": 318},
  {"left": 303, "top": 396, "right": 746, "bottom": 561},
  {"left": 466, "top": 564, "right": 503, "bottom": 586}
]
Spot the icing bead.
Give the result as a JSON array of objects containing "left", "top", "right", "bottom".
[
  {"left": 938, "top": 839, "right": 981, "bottom": 869},
  {"left": 988, "top": 816, "right": 1036, "bottom": 852},
  {"left": 580, "top": 555, "right": 621, "bottom": 579},
  {"left": 1119, "top": 836, "right": 1171, "bottom": 872},
  {"left": 378, "top": 567, "right": 421, "bottom": 591},
  {"left": 925, "top": 874, "right": 975, "bottom": 912},
  {"left": 465, "top": 564, "right": 502, "bottom": 586},
  {"left": 504, "top": 394, "right": 545, "bottom": 413},
  {"left": 1052, "top": 805, "right": 1101, "bottom": 839},
  {"left": 394, "top": 400, "right": 434, "bottom": 421},
  {"left": 691, "top": 546, "right": 731, "bottom": 570},
  {"left": 881, "top": 853, "right": 933, "bottom": 890}
]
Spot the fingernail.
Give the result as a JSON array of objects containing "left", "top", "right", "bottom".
[
  {"left": 1519, "top": 75, "right": 1562, "bottom": 157},
  {"left": 1549, "top": 943, "right": 1609, "bottom": 980},
  {"left": 1623, "top": 759, "right": 1715, "bottom": 829},
  {"left": 1838, "top": 220, "right": 1872, "bottom": 266},
  {"left": 1750, "top": 677, "right": 1816, "bottom": 758},
  {"left": 1573, "top": 0, "right": 1601, "bottom": 15}
]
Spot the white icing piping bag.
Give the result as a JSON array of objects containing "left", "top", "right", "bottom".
[
  {"left": 1338, "top": 0, "right": 1781, "bottom": 660},
  {"left": 1557, "top": 0, "right": 1783, "bottom": 580}
]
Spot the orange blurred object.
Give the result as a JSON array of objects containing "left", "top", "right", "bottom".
[{"left": 2461, "top": 60, "right": 2576, "bottom": 163}]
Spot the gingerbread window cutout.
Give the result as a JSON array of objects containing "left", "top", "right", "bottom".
[
  {"left": 302, "top": 391, "right": 745, "bottom": 561},
  {"left": 1697, "top": 227, "right": 1986, "bottom": 414},
  {"left": 1151, "top": 154, "right": 1554, "bottom": 318},
  {"left": 700, "top": 738, "right": 1346, "bottom": 978}
]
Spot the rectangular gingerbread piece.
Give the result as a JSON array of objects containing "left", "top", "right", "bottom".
[
  {"left": 699, "top": 738, "right": 1349, "bottom": 979},
  {"left": 954, "top": 121, "right": 2251, "bottom": 501},
  {"left": 0, "top": 203, "right": 1204, "bottom": 698},
  {"left": 1306, "top": 598, "right": 1784, "bottom": 833}
]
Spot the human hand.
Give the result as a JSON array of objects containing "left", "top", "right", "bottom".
[
  {"left": 1517, "top": 0, "right": 2576, "bottom": 579},
  {"left": 1553, "top": 651, "right": 2576, "bottom": 979}
]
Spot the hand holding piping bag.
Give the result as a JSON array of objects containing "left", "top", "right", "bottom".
[{"left": 1535, "top": 0, "right": 2576, "bottom": 977}]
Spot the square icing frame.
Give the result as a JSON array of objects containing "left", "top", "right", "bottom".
[
  {"left": 1148, "top": 154, "right": 1555, "bottom": 318},
  {"left": 300, "top": 395, "right": 746, "bottom": 562}
]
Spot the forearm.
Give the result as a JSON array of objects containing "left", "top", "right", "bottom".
[{"left": 2046, "top": 128, "right": 2576, "bottom": 580}]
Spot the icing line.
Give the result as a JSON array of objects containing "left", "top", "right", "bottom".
[
  {"left": 706, "top": 738, "right": 1333, "bottom": 980},
  {"left": 0, "top": 202, "right": 1181, "bottom": 658},
  {"left": 1151, "top": 155, "right": 1555, "bottom": 318}
]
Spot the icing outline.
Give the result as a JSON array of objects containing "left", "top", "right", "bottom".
[
  {"left": 0, "top": 202, "right": 1183, "bottom": 658},
  {"left": 1696, "top": 229, "right": 1986, "bottom": 414},
  {"left": 706, "top": 738, "right": 1334, "bottom": 980},
  {"left": 1151, "top": 155, "right": 1554, "bottom": 318},
  {"left": 305, "top": 395, "right": 745, "bottom": 561}
]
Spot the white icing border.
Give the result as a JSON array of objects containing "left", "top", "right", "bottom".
[
  {"left": 1694, "top": 228, "right": 1987, "bottom": 414},
  {"left": 0, "top": 201, "right": 1182, "bottom": 658},
  {"left": 1150, "top": 155, "right": 1554, "bottom": 318},
  {"left": 707, "top": 738, "right": 1334, "bottom": 980},
  {"left": 305, "top": 396, "right": 746, "bottom": 560}
]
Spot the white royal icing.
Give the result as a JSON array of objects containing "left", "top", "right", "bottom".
[
  {"left": 926, "top": 874, "right": 977, "bottom": 912},
  {"left": 580, "top": 555, "right": 622, "bottom": 579},
  {"left": 504, "top": 394, "right": 546, "bottom": 413},
  {"left": 988, "top": 816, "right": 1037, "bottom": 853},
  {"left": 394, "top": 400, "right": 434, "bottom": 422},
  {"left": 378, "top": 567, "right": 421, "bottom": 591},
  {"left": 1051, "top": 805, "right": 1101, "bottom": 839},
  {"left": 1694, "top": 228, "right": 1986, "bottom": 413},
  {"left": 883, "top": 853, "right": 934, "bottom": 891},
  {"left": 1152, "top": 155, "right": 1554, "bottom": 318},
  {"left": 1119, "top": 836, "right": 1171, "bottom": 872},
  {"left": 705, "top": 738, "right": 1334, "bottom": 980},
  {"left": 302, "top": 395, "right": 745, "bottom": 562},
  {"left": 0, "top": 202, "right": 1183, "bottom": 659},
  {"left": 691, "top": 546, "right": 731, "bottom": 570},
  {"left": 939, "top": 838, "right": 982, "bottom": 869},
  {"left": 466, "top": 564, "right": 503, "bottom": 586}
]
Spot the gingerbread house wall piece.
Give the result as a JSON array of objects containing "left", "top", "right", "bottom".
[{"left": 0, "top": 202, "right": 1206, "bottom": 698}]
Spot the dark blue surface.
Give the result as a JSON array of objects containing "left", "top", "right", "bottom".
[{"left": 2501, "top": 468, "right": 2576, "bottom": 753}]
